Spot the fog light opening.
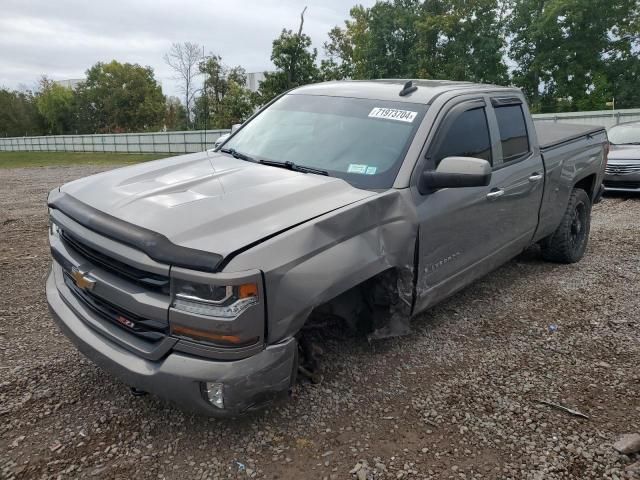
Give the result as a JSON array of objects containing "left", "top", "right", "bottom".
[{"left": 204, "top": 382, "right": 224, "bottom": 409}]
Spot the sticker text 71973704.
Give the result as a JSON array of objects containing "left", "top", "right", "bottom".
[{"left": 368, "top": 108, "right": 418, "bottom": 123}]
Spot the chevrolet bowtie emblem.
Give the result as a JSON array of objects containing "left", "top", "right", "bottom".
[{"left": 71, "top": 267, "right": 96, "bottom": 291}]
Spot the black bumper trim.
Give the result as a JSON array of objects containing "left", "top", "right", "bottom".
[{"left": 48, "top": 192, "right": 223, "bottom": 272}]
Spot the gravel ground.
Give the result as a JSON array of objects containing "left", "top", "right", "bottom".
[{"left": 0, "top": 165, "right": 639, "bottom": 480}]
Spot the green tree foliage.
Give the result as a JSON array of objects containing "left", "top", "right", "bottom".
[
  {"left": 0, "top": 89, "right": 45, "bottom": 136},
  {"left": 416, "top": 0, "right": 509, "bottom": 83},
  {"left": 193, "top": 55, "right": 255, "bottom": 129},
  {"left": 164, "top": 96, "right": 188, "bottom": 131},
  {"left": 318, "top": 0, "right": 639, "bottom": 112},
  {"left": 508, "top": 0, "right": 640, "bottom": 112},
  {"left": 257, "top": 8, "right": 321, "bottom": 105},
  {"left": 321, "top": 0, "right": 508, "bottom": 83},
  {"left": 75, "top": 60, "right": 166, "bottom": 132},
  {"left": 320, "top": 25, "right": 356, "bottom": 80},
  {"left": 350, "top": 0, "right": 423, "bottom": 79},
  {"left": 36, "top": 77, "right": 75, "bottom": 134}
]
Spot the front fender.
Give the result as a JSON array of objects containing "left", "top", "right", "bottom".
[{"left": 223, "top": 190, "right": 418, "bottom": 343}]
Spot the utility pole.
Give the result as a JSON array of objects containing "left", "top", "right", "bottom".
[{"left": 203, "top": 46, "right": 208, "bottom": 150}]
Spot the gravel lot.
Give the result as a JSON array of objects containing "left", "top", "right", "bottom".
[{"left": 1, "top": 165, "right": 639, "bottom": 480}]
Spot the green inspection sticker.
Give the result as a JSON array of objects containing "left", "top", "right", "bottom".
[
  {"left": 347, "top": 164, "right": 367, "bottom": 174},
  {"left": 347, "top": 164, "right": 378, "bottom": 175}
]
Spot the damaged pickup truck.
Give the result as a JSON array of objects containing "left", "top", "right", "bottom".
[{"left": 46, "top": 80, "right": 608, "bottom": 416}]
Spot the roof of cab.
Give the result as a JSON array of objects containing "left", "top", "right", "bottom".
[{"left": 289, "top": 79, "right": 520, "bottom": 104}]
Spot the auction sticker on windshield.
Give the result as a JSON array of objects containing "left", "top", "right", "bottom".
[{"left": 368, "top": 107, "right": 418, "bottom": 123}]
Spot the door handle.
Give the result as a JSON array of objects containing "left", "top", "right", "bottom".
[
  {"left": 529, "top": 173, "right": 543, "bottom": 182},
  {"left": 486, "top": 189, "right": 505, "bottom": 200}
]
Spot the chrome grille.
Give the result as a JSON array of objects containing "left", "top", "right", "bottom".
[
  {"left": 60, "top": 229, "right": 170, "bottom": 294},
  {"left": 605, "top": 163, "right": 640, "bottom": 175},
  {"left": 62, "top": 273, "right": 168, "bottom": 341}
]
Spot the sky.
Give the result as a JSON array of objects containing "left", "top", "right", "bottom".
[{"left": 0, "top": 0, "right": 376, "bottom": 97}]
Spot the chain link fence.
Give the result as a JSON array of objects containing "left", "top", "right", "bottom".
[
  {"left": 532, "top": 108, "right": 640, "bottom": 129},
  {"left": 0, "top": 130, "right": 230, "bottom": 154}
]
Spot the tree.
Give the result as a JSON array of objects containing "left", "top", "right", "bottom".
[
  {"left": 164, "top": 96, "right": 188, "bottom": 131},
  {"left": 508, "top": 0, "right": 640, "bottom": 112},
  {"left": 352, "top": 0, "right": 422, "bottom": 79},
  {"left": 163, "top": 42, "right": 202, "bottom": 128},
  {"left": 75, "top": 60, "right": 166, "bottom": 132},
  {"left": 257, "top": 7, "right": 320, "bottom": 104},
  {"left": 321, "top": 25, "right": 356, "bottom": 80},
  {"left": 416, "top": 0, "right": 509, "bottom": 83},
  {"left": 193, "top": 55, "right": 255, "bottom": 129},
  {"left": 321, "top": 0, "right": 508, "bottom": 84},
  {"left": 36, "top": 77, "right": 75, "bottom": 134},
  {"left": 0, "top": 88, "right": 45, "bottom": 136}
]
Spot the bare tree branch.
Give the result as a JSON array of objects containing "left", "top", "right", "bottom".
[
  {"left": 163, "top": 42, "right": 202, "bottom": 128},
  {"left": 289, "top": 6, "right": 308, "bottom": 88}
]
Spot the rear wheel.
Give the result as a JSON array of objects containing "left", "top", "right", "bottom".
[{"left": 540, "top": 188, "right": 591, "bottom": 263}]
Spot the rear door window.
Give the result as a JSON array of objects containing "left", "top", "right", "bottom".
[{"left": 494, "top": 104, "right": 530, "bottom": 162}]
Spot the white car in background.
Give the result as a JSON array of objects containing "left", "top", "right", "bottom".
[{"left": 604, "top": 121, "right": 640, "bottom": 192}]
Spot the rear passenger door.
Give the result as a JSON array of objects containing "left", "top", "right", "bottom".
[{"left": 485, "top": 96, "right": 544, "bottom": 254}]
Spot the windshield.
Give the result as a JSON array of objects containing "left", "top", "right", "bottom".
[
  {"left": 222, "top": 94, "right": 428, "bottom": 189},
  {"left": 608, "top": 123, "right": 640, "bottom": 145}
]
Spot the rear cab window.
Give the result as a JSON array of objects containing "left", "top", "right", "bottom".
[{"left": 492, "top": 100, "right": 530, "bottom": 163}]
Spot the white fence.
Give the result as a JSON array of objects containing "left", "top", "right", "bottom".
[
  {"left": 0, "top": 130, "right": 230, "bottom": 154},
  {"left": 2, "top": 108, "right": 640, "bottom": 153},
  {"left": 532, "top": 108, "right": 640, "bottom": 128}
]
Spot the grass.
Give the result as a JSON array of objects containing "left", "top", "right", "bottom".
[{"left": 0, "top": 151, "right": 169, "bottom": 169}]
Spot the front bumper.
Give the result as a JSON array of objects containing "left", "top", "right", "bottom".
[
  {"left": 603, "top": 171, "right": 640, "bottom": 192},
  {"left": 46, "top": 267, "right": 297, "bottom": 416},
  {"left": 603, "top": 180, "right": 640, "bottom": 192}
]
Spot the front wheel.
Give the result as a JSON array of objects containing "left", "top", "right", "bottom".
[{"left": 540, "top": 188, "right": 592, "bottom": 263}]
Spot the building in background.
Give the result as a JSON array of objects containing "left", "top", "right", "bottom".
[
  {"left": 53, "top": 78, "right": 83, "bottom": 89},
  {"left": 246, "top": 72, "right": 267, "bottom": 92}
]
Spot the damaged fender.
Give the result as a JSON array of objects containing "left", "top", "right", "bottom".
[{"left": 223, "top": 189, "right": 419, "bottom": 343}]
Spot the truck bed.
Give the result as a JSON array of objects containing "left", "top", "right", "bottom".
[{"left": 534, "top": 122, "right": 606, "bottom": 151}]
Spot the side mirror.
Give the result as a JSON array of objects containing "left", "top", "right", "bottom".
[
  {"left": 418, "top": 156, "right": 491, "bottom": 194},
  {"left": 231, "top": 123, "right": 242, "bottom": 133}
]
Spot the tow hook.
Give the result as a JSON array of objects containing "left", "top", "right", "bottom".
[{"left": 130, "top": 387, "right": 148, "bottom": 397}]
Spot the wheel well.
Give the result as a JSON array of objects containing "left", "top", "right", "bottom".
[
  {"left": 303, "top": 267, "right": 411, "bottom": 337},
  {"left": 574, "top": 174, "right": 596, "bottom": 200}
]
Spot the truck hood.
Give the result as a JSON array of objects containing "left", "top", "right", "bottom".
[{"left": 59, "top": 151, "right": 377, "bottom": 260}]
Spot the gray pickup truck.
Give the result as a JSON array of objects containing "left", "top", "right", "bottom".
[{"left": 46, "top": 80, "right": 608, "bottom": 416}]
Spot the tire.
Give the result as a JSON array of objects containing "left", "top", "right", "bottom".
[{"left": 540, "top": 188, "right": 591, "bottom": 263}]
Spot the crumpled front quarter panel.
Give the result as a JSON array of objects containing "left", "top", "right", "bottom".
[{"left": 224, "top": 189, "right": 418, "bottom": 343}]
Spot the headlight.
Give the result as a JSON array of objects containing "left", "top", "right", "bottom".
[{"left": 172, "top": 278, "right": 258, "bottom": 319}]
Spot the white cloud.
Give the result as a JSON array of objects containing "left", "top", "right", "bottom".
[{"left": 0, "top": 0, "right": 375, "bottom": 96}]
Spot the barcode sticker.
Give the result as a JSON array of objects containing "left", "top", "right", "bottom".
[{"left": 368, "top": 107, "right": 418, "bottom": 123}]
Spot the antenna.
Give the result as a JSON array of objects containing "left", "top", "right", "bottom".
[
  {"left": 202, "top": 46, "right": 208, "bottom": 150},
  {"left": 399, "top": 80, "right": 418, "bottom": 97}
]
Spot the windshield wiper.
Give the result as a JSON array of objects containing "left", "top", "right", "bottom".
[
  {"left": 220, "top": 147, "right": 257, "bottom": 163},
  {"left": 259, "top": 159, "right": 329, "bottom": 176}
]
